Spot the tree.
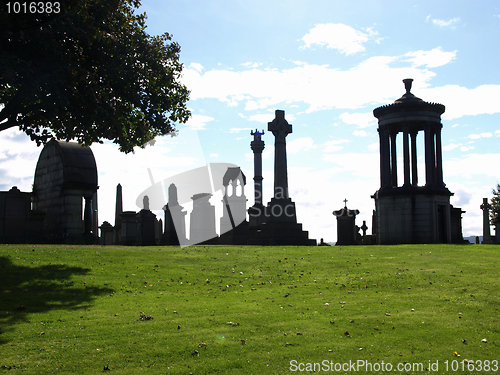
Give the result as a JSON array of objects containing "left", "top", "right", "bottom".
[
  {"left": 0, "top": 0, "right": 190, "bottom": 153},
  {"left": 490, "top": 183, "right": 500, "bottom": 225}
]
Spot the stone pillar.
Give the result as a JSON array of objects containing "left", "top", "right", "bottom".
[
  {"left": 379, "top": 128, "right": 391, "bottom": 189},
  {"left": 435, "top": 126, "right": 444, "bottom": 186},
  {"left": 249, "top": 130, "right": 265, "bottom": 228},
  {"left": 410, "top": 131, "right": 418, "bottom": 186},
  {"left": 424, "top": 124, "right": 435, "bottom": 186},
  {"left": 480, "top": 198, "right": 493, "bottom": 244},
  {"left": 390, "top": 131, "right": 398, "bottom": 187},
  {"left": 84, "top": 196, "right": 93, "bottom": 234},
  {"left": 402, "top": 127, "right": 410, "bottom": 186}
]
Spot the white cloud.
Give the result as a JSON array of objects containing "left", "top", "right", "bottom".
[
  {"left": 229, "top": 127, "right": 254, "bottom": 134},
  {"left": 405, "top": 47, "right": 457, "bottom": 68},
  {"left": 460, "top": 146, "right": 474, "bottom": 152},
  {"left": 430, "top": 17, "right": 460, "bottom": 28},
  {"left": 339, "top": 112, "right": 377, "bottom": 128},
  {"left": 368, "top": 142, "right": 379, "bottom": 152},
  {"left": 419, "top": 84, "right": 500, "bottom": 120},
  {"left": 182, "top": 51, "right": 456, "bottom": 114},
  {"left": 443, "top": 143, "right": 460, "bottom": 151},
  {"left": 242, "top": 62, "right": 263, "bottom": 68},
  {"left": 323, "top": 139, "right": 350, "bottom": 153},
  {"left": 184, "top": 114, "right": 214, "bottom": 130},
  {"left": 353, "top": 130, "right": 369, "bottom": 137},
  {"left": 287, "top": 137, "right": 317, "bottom": 154},
  {"left": 300, "top": 23, "right": 378, "bottom": 55},
  {"left": 188, "top": 62, "right": 204, "bottom": 73},
  {"left": 444, "top": 153, "right": 500, "bottom": 178},
  {"left": 467, "top": 132, "right": 492, "bottom": 140},
  {"left": 496, "top": 130, "right": 500, "bottom": 137}
]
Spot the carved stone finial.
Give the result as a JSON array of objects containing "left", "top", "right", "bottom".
[{"left": 403, "top": 78, "right": 413, "bottom": 94}]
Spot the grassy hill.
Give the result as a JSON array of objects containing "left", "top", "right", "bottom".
[{"left": 0, "top": 244, "right": 498, "bottom": 374}]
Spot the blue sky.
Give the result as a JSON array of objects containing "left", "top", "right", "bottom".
[{"left": 2, "top": 0, "right": 500, "bottom": 242}]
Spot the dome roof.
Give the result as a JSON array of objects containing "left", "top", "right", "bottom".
[{"left": 373, "top": 79, "right": 445, "bottom": 119}]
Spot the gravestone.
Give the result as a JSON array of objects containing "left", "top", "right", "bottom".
[
  {"left": 333, "top": 199, "right": 360, "bottom": 246},
  {"left": 99, "top": 221, "right": 114, "bottom": 245},
  {"left": 0, "top": 186, "right": 45, "bottom": 243},
  {"left": 189, "top": 193, "right": 218, "bottom": 245},
  {"left": 120, "top": 211, "right": 138, "bottom": 245},
  {"left": 252, "top": 110, "right": 316, "bottom": 246},
  {"left": 136, "top": 195, "right": 158, "bottom": 246}
]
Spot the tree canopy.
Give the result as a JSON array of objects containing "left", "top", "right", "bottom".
[
  {"left": 490, "top": 183, "right": 500, "bottom": 225},
  {"left": 0, "top": 0, "right": 190, "bottom": 153}
]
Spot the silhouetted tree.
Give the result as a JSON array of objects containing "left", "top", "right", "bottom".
[
  {"left": 0, "top": 0, "right": 190, "bottom": 153},
  {"left": 490, "top": 183, "right": 500, "bottom": 225}
]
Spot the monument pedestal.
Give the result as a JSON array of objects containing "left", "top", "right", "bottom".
[{"left": 249, "top": 198, "right": 316, "bottom": 246}]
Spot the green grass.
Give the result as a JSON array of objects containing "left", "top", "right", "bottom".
[{"left": 0, "top": 244, "right": 498, "bottom": 374}]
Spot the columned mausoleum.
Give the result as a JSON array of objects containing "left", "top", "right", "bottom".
[{"left": 372, "top": 79, "right": 464, "bottom": 244}]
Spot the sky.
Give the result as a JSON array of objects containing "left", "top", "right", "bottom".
[{"left": 1, "top": 0, "right": 500, "bottom": 243}]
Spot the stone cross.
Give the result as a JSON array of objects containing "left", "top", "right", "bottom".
[
  {"left": 268, "top": 110, "right": 292, "bottom": 200},
  {"left": 480, "top": 197, "right": 493, "bottom": 244},
  {"left": 343, "top": 198, "right": 348, "bottom": 208},
  {"left": 360, "top": 220, "right": 368, "bottom": 236}
]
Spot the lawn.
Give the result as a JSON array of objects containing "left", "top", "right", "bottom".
[{"left": 0, "top": 244, "right": 498, "bottom": 374}]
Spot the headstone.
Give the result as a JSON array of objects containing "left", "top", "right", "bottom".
[
  {"left": 318, "top": 238, "right": 330, "bottom": 246},
  {"left": 0, "top": 186, "right": 45, "bottom": 243},
  {"left": 333, "top": 199, "right": 360, "bottom": 246},
  {"left": 480, "top": 198, "right": 494, "bottom": 244},
  {"left": 189, "top": 193, "right": 218, "bottom": 245},
  {"left": 136, "top": 195, "right": 157, "bottom": 246},
  {"left": 120, "top": 211, "right": 138, "bottom": 245},
  {"left": 99, "top": 221, "right": 114, "bottom": 245}
]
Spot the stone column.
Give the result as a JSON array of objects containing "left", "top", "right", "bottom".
[
  {"left": 250, "top": 130, "right": 265, "bottom": 205},
  {"left": 410, "top": 131, "right": 418, "bottom": 186},
  {"left": 402, "top": 127, "right": 410, "bottom": 186},
  {"left": 424, "top": 123, "right": 435, "bottom": 186},
  {"left": 379, "top": 127, "right": 391, "bottom": 188},
  {"left": 435, "top": 125, "right": 444, "bottom": 186},
  {"left": 480, "top": 198, "right": 493, "bottom": 244},
  {"left": 249, "top": 130, "right": 265, "bottom": 228},
  {"left": 268, "top": 110, "right": 292, "bottom": 199},
  {"left": 390, "top": 131, "right": 398, "bottom": 187},
  {"left": 84, "top": 196, "right": 93, "bottom": 234}
]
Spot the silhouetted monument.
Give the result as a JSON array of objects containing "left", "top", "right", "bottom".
[
  {"left": 136, "top": 195, "right": 157, "bottom": 245},
  {"left": 189, "top": 193, "right": 218, "bottom": 245},
  {"left": 248, "top": 130, "right": 265, "bottom": 228},
  {"left": 162, "top": 183, "right": 187, "bottom": 245},
  {"left": 33, "top": 140, "right": 98, "bottom": 243},
  {"left": 333, "top": 199, "right": 360, "bottom": 245},
  {"left": 0, "top": 186, "right": 45, "bottom": 243},
  {"left": 114, "top": 183, "right": 123, "bottom": 243},
  {"left": 219, "top": 167, "right": 249, "bottom": 244},
  {"left": 252, "top": 110, "right": 316, "bottom": 246},
  {"left": 372, "top": 79, "right": 464, "bottom": 244},
  {"left": 480, "top": 198, "right": 494, "bottom": 244}
]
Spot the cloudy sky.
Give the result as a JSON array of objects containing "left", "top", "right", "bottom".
[{"left": 2, "top": 0, "right": 500, "bottom": 242}]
